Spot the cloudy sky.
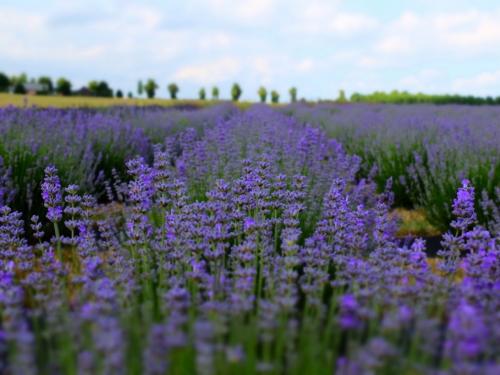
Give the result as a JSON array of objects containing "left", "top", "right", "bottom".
[{"left": 2, "top": 0, "right": 500, "bottom": 100}]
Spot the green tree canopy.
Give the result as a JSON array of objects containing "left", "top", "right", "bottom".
[
  {"left": 231, "top": 83, "right": 242, "bottom": 101},
  {"left": 211, "top": 86, "right": 219, "bottom": 100},
  {"left": 144, "top": 79, "right": 158, "bottom": 99},
  {"left": 258, "top": 86, "right": 267, "bottom": 103},
  {"left": 37, "top": 76, "right": 54, "bottom": 94},
  {"left": 137, "top": 80, "right": 144, "bottom": 96},
  {"left": 271, "top": 90, "right": 279, "bottom": 104},
  {"left": 167, "top": 83, "right": 179, "bottom": 99},
  {"left": 198, "top": 87, "right": 206, "bottom": 100},
  {"left": 0, "top": 72, "right": 10, "bottom": 92},
  {"left": 88, "top": 80, "right": 113, "bottom": 97},
  {"left": 56, "top": 78, "right": 72, "bottom": 96}
]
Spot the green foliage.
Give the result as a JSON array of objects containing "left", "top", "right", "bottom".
[
  {"left": 116, "top": 90, "right": 124, "bottom": 98},
  {"left": 337, "top": 89, "right": 347, "bottom": 103},
  {"left": 128, "top": 92, "right": 133, "bottom": 98},
  {"left": 13, "top": 82, "right": 26, "bottom": 94},
  {"left": 350, "top": 90, "right": 500, "bottom": 105},
  {"left": 37, "top": 76, "right": 54, "bottom": 94},
  {"left": 56, "top": 78, "right": 72, "bottom": 96},
  {"left": 231, "top": 83, "right": 242, "bottom": 101},
  {"left": 10, "top": 73, "right": 27, "bottom": 86},
  {"left": 137, "top": 80, "right": 144, "bottom": 96},
  {"left": 198, "top": 87, "right": 206, "bottom": 100},
  {"left": 167, "top": 83, "right": 179, "bottom": 99},
  {"left": 270, "top": 90, "right": 279, "bottom": 104},
  {"left": 0, "top": 72, "right": 11, "bottom": 92},
  {"left": 144, "top": 79, "right": 158, "bottom": 99},
  {"left": 258, "top": 86, "right": 267, "bottom": 103},
  {"left": 289, "top": 87, "right": 297, "bottom": 102},
  {"left": 88, "top": 80, "right": 113, "bottom": 97},
  {"left": 211, "top": 86, "right": 219, "bottom": 100}
]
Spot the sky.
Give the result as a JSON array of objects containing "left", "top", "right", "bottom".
[{"left": 2, "top": 0, "right": 500, "bottom": 100}]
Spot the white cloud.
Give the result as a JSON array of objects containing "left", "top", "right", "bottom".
[
  {"left": 296, "top": 59, "right": 315, "bottom": 73},
  {"left": 398, "top": 69, "right": 442, "bottom": 92},
  {"left": 285, "top": 0, "right": 377, "bottom": 36},
  {"left": 375, "top": 36, "right": 411, "bottom": 54},
  {"left": 173, "top": 57, "right": 242, "bottom": 84},
  {"left": 204, "top": 0, "right": 277, "bottom": 24},
  {"left": 452, "top": 70, "right": 500, "bottom": 93},
  {"left": 197, "top": 32, "right": 234, "bottom": 51}
]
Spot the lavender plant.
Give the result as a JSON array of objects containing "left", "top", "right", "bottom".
[
  {"left": 0, "top": 105, "right": 498, "bottom": 374},
  {"left": 288, "top": 103, "right": 499, "bottom": 230}
]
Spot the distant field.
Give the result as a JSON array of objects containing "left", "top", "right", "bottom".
[{"left": 0, "top": 93, "right": 254, "bottom": 109}]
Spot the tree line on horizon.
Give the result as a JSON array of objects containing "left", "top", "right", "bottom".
[
  {"left": 349, "top": 90, "right": 500, "bottom": 105},
  {"left": 1, "top": 71, "right": 498, "bottom": 105}
]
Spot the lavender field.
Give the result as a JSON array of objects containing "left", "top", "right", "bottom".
[{"left": 0, "top": 104, "right": 499, "bottom": 374}]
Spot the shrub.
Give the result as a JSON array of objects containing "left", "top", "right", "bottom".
[{"left": 289, "top": 87, "right": 297, "bottom": 102}]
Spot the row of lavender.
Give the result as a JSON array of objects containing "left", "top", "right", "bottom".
[
  {"left": 0, "top": 104, "right": 236, "bottom": 224},
  {"left": 1, "top": 105, "right": 498, "bottom": 374},
  {"left": 287, "top": 103, "right": 500, "bottom": 230}
]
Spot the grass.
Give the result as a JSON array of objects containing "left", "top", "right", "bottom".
[
  {"left": 393, "top": 208, "right": 441, "bottom": 237},
  {"left": 0, "top": 93, "right": 256, "bottom": 109}
]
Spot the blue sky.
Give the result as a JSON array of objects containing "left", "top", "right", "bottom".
[{"left": 2, "top": 0, "right": 500, "bottom": 100}]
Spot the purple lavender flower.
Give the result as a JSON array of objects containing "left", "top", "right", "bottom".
[{"left": 41, "top": 165, "right": 63, "bottom": 223}]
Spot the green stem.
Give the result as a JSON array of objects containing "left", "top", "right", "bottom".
[{"left": 54, "top": 222, "right": 62, "bottom": 259}]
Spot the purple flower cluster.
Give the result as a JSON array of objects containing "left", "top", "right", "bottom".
[
  {"left": 288, "top": 102, "right": 499, "bottom": 230},
  {"left": 0, "top": 105, "right": 498, "bottom": 374}
]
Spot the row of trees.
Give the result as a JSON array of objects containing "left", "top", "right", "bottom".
[
  {"left": 139, "top": 79, "right": 299, "bottom": 103},
  {"left": 2, "top": 72, "right": 298, "bottom": 102},
  {"left": 0, "top": 72, "right": 74, "bottom": 96},
  {"left": 350, "top": 90, "right": 500, "bottom": 105},
  {"left": 0, "top": 72, "right": 131, "bottom": 98}
]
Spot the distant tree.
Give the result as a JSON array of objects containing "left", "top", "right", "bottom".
[
  {"left": 289, "top": 87, "right": 297, "bottom": 102},
  {"left": 270, "top": 90, "right": 279, "bottom": 104},
  {"left": 88, "top": 80, "right": 98, "bottom": 94},
  {"left": 128, "top": 92, "right": 133, "bottom": 98},
  {"left": 0, "top": 72, "right": 10, "bottom": 92},
  {"left": 211, "top": 86, "right": 219, "bottom": 100},
  {"left": 13, "top": 82, "right": 26, "bottom": 94},
  {"left": 10, "top": 73, "right": 27, "bottom": 86},
  {"left": 231, "top": 83, "right": 242, "bottom": 101},
  {"left": 37, "top": 76, "right": 54, "bottom": 94},
  {"left": 137, "top": 80, "right": 144, "bottom": 97},
  {"left": 88, "top": 80, "right": 113, "bottom": 97},
  {"left": 56, "top": 78, "right": 72, "bottom": 96},
  {"left": 144, "top": 79, "right": 158, "bottom": 99},
  {"left": 116, "top": 90, "right": 123, "bottom": 98},
  {"left": 258, "top": 86, "right": 267, "bottom": 103},
  {"left": 167, "top": 83, "right": 179, "bottom": 99},
  {"left": 338, "top": 89, "right": 347, "bottom": 103},
  {"left": 199, "top": 88, "right": 206, "bottom": 100}
]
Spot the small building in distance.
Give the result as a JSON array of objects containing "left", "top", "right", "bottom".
[
  {"left": 73, "top": 87, "right": 93, "bottom": 96},
  {"left": 9, "top": 82, "right": 48, "bottom": 95}
]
